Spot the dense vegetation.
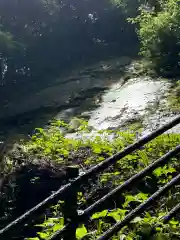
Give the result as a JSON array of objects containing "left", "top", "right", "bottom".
[
  {"left": 1, "top": 0, "right": 180, "bottom": 239},
  {"left": 116, "top": 0, "right": 180, "bottom": 76},
  {"left": 0, "top": 120, "right": 180, "bottom": 239}
]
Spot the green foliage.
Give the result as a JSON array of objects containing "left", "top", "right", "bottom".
[
  {"left": 167, "top": 80, "right": 180, "bottom": 112},
  {"left": 16, "top": 119, "right": 137, "bottom": 168},
  {"left": 35, "top": 217, "right": 64, "bottom": 239},
  {"left": 19, "top": 119, "right": 180, "bottom": 240},
  {"left": 76, "top": 225, "right": 88, "bottom": 239},
  {"left": 128, "top": 0, "right": 180, "bottom": 76},
  {"left": 111, "top": 0, "right": 144, "bottom": 16},
  {"left": 123, "top": 193, "right": 149, "bottom": 208},
  {"left": 115, "top": 0, "right": 180, "bottom": 76}
]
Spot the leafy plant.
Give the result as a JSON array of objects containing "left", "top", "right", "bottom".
[{"left": 14, "top": 119, "right": 180, "bottom": 240}]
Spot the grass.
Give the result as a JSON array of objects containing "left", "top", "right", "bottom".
[{"left": 3, "top": 118, "right": 180, "bottom": 240}]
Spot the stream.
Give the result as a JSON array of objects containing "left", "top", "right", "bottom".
[{"left": 0, "top": 56, "right": 178, "bottom": 145}]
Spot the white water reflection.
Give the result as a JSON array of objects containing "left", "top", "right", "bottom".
[{"left": 88, "top": 78, "right": 169, "bottom": 130}]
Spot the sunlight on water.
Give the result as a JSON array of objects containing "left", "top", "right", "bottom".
[{"left": 89, "top": 78, "right": 168, "bottom": 130}]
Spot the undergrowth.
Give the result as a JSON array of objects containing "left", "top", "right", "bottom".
[
  {"left": 167, "top": 80, "right": 180, "bottom": 113},
  {"left": 5, "top": 119, "right": 180, "bottom": 240}
]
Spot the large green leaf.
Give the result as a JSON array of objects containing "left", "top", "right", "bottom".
[{"left": 76, "top": 225, "right": 88, "bottom": 239}]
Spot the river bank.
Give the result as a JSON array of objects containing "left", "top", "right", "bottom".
[{"left": 0, "top": 57, "right": 179, "bottom": 152}]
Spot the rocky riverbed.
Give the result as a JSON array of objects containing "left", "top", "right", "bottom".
[
  {"left": 0, "top": 57, "right": 179, "bottom": 146},
  {"left": 57, "top": 61, "right": 179, "bottom": 137}
]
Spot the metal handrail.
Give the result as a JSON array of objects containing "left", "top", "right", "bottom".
[
  {"left": 97, "top": 173, "right": 180, "bottom": 240},
  {"left": 1, "top": 115, "right": 180, "bottom": 239},
  {"left": 49, "top": 144, "right": 180, "bottom": 239}
]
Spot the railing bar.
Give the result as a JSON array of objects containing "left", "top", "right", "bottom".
[
  {"left": 1, "top": 115, "right": 180, "bottom": 237},
  {"left": 50, "top": 198, "right": 180, "bottom": 240},
  {"left": 0, "top": 182, "right": 71, "bottom": 237},
  {"left": 163, "top": 203, "right": 180, "bottom": 223},
  {"left": 81, "top": 145, "right": 180, "bottom": 217},
  {"left": 96, "top": 173, "right": 180, "bottom": 240},
  {"left": 48, "top": 145, "right": 180, "bottom": 239},
  {"left": 147, "top": 203, "right": 180, "bottom": 237},
  {"left": 77, "top": 115, "right": 180, "bottom": 181}
]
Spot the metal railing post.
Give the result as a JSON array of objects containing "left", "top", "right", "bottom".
[{"left": 63, "top": 166, "right": 79, "bottom": 240}]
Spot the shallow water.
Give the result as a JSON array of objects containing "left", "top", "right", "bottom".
[
  {"left": 88, "top": 78, "right": 169, "bottom": 130},
  {"left": 0, "top": 57, "right": 177, "bottom": 143}
]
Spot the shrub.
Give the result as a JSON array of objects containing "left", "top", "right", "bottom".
[
  {"left": 129, "top": 0, "right": 180, "bottom": 76},
  {"left": 5, "top": 119, "right": 179, "bottom": 240}
]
